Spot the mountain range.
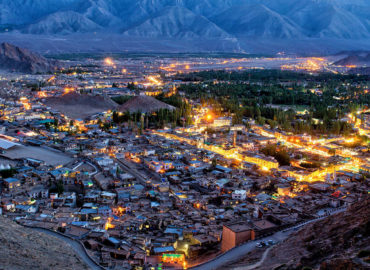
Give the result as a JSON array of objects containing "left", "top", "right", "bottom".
[{"left": 0, "top": 0, "right": 369, "bottom": 53}]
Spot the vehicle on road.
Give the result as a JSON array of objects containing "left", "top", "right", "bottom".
[{"left": 267, "top": 240, "right": 275, "bottom": 245}]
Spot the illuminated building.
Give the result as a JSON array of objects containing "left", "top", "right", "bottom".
[
  {"left": 212, "top": 117, "right": 232, "bottom": 128},
  {"left": 242, "top": 153, "right": 279, "bottom": 170},
  {"left": 142, "top": 89, "right": 162, "bottom": 96}
]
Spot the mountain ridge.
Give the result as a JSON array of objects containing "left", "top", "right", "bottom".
[
  {"left": 0, "top": 0, "right": 369, "bottom": 53},
  {"left": 0, "top": 42, "right": 59, "bottom": 73},
  {"left": 1, "top": 0, "right": 369, "bottom": 39}
]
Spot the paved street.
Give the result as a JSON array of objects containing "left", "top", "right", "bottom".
[
  {"left": 116, "top": 158, "right": 148, "bottom": 183},
  {"left": 190, "top": 208, "right": 346, "bottom": 270}
]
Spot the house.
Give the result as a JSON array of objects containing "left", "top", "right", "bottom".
[
  {"left": 2, "top": 202, "right": 15, "bottom": 211},
  {"left": 221, "top": 222, "right": 255, "bottom": 252},
  {"left": 253, "top": 220, "right": 278, "bottom": 237},
  {"left": 215, "top": 165, "right": 232, "bottom": 174},
  {"left": 64, "top": 225, "right": 90, "bottom": 239},
  {"left": 29, "top": 185, "right": 49, "bottom": 198},
  {"left": 153, "top": 246, "right": 176, "bottom": 255},
  {"left": 4, "top": 178, "right": 21, "bottom": 189},
  {"left": 189, "top": 160, "right": 202, "bottom": 168},
  {"left": 95, "top": 157, "right": 114, "bottom": 167},
  {"left": 232, "top": 190, "right": 247, "bottom": 200},
  {"left": 15, "top": 204, "right": 37, "bottom": 213},
  {"left": 213, "top": 117, "right": 232, "bottom": 127}
]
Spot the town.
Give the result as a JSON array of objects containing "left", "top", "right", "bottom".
[{"left": 0, "top": 55, "right": 369, "bottom": 270}]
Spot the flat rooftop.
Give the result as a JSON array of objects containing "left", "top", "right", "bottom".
[
  {"left": 253, "top": 220, "right": 276, "bottom": 230},
  {"left": 225, "top": 222, "right": 253, "bottom": 233},
  {"left": 1, "top": 145, "right": 72, "bottom": 166}
]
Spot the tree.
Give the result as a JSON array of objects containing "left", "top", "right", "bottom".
[
  {"left": 112, "top": 111, "right": 120, "bottom": 123},
  {"left": 211, "top": 158, "right": 217, "bottom": 168},
  {"left": 127, "top": 82, "right": 136, "bottom": 90},
  {"left": 139, "top": 113, "right": 144, "bottom": 135},
  {"left": 261, "top": 144, "right": 291, "bottom": 166},
  {"left": 56, "top": 180, "right": 64, "bottom": 195}
]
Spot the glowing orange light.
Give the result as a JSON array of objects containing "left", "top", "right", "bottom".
[
  {"left": 20, "top": 97, "right": 31, "bottom": 110},
  {"left": 64, "top": 87, "right": 74, "bottom": 94},
  {"left": 47, "top": 76, "right": 56, "bottom": 83},
  {"left": 37, "top": 91, "right": 47, "bottom": 98},
  {"left": 104, "top": 57, "right": 114, "bottom": 66},
  {"left": 185, "top": 65, "right": 190, "bottom": 70},
  {"left": 122, "top": 68, "right": 127, "bottom": 73},
  {"left": 104, "top": 217, "right": 115, "bottom": 230},
  {"left": 147, "top": 76, "right": 162, "bottom": 86}
]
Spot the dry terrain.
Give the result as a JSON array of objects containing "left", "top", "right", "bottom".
[
  {"left": 255, "top": 197, "right": 370, "bottom": 270},
  {"left": 44, "top": 92, "right": 118, "bottom": 119},
  {"left": 118, "top": 95, "right": 175, "bottom": 113},
  {"left": 0, "top": 216, "right": 88, "bottom": 270}
]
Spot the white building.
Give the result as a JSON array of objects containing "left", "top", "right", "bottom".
[{"left": 232, "top": 190, "right": 247, "bottom": 200}]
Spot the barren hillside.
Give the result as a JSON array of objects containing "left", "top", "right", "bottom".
[{"left": 0, "top": 216, "right": 88, "bottom": 270}]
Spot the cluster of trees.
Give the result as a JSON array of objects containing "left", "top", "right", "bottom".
[
  {"left": 112, "top": 95, "right": 132, "bottom": 105},
  {"left": 261, "top": 144, "right": 291, "bottom": 166},
  {"left": 111, "top": 94, "right": 192, "bottom": 131},
  {"left": 0, "top": 168, "right": 17, "bottom": 178},
  {"left": 178, "top": 69, "right": 369, "bottom": 84},
  {"left": 176, "top": 70, "right": 369, "bottom": 135}
]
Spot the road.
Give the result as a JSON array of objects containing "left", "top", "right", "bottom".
[
  {"left": 190, "top": 207, "right": 346, "bottom": 270},
  {"left": 32, "top": 227, "right": 104, "bottom": 270},
  {"left": 115, "top": 158, "right": 149, "bottom": 184},
  {"left": 234, "top": 247, "right": 272, "bottom": 270},
  {"left": 189, "top": 230, "right": 289, "bottom": 270}
]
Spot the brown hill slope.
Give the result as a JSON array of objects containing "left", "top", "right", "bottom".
[
  {"left": 118, "top": 95, "right": 175, "bottom": 113},
  {"left": 258, "top": 197, "right": 370, "bottom": 270},
  {"left": 44, "top": 92, "right": 118, "bottom": 119},
  {"left": 0, "top": 216, "right": 88, "bottom": 270},
  {"left": 0, "top": 42, "right": 59, "bottom": 73},
  {"left": 334, "top": 53, "right": 370, "bottom": 66}
]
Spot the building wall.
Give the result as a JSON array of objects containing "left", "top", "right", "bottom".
[{"left": 221, "top": 226, "right": 255, "bottom": 252}]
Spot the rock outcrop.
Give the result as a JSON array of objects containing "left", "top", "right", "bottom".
[{"left": 0, "top": 42, "right": 59, "bottom": 73}]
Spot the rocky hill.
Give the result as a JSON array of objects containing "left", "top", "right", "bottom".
[
  {"left": 0, "top": 216, "right": 88, "bottom": 270},
  {"left": 0, "top": 42, "right": 58, "bottom": 73},
  {"left": 257, "top": 197, "right": 370, "bottom": 270},
  {"left": 334, "top": 52, "right": 370, "bottom": 66},
  {"left": 44, "top": 92, "right": 118, "bottom": 119},
  {"left": 118, "top": 95, "right": 175, "bottom": 114}
]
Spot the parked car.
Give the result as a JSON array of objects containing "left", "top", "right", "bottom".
[{"left": 267, "top": 239, "right": 275, "bottom": 245}]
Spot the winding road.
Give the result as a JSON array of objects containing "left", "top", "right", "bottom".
[
  {"left": 233, "top": 247, "right": 272, "bottom": 270},
  {"left": 31, "top": 227, "right": 104, "bottom": 270}
]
